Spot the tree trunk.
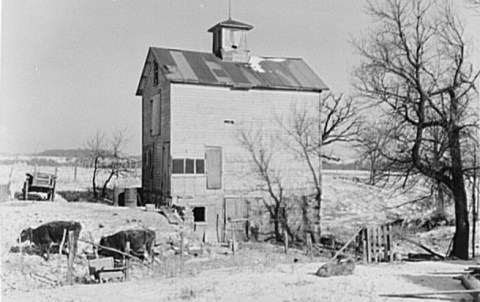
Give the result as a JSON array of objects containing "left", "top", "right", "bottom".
[
  {"left": 92, "top": 157, "right": 99, "bottom": 198},
  {"left": 449, "top": 130, "right": 469, "bottom": 260},
  {"left": 273, "top": 206, "right": 282, "bottom": 242},
  {"left": 101, "top": 169, "right": 116, "bottom": 198},
  {"left": 449, "top": 90, "right": 469, "bottom": 260}
]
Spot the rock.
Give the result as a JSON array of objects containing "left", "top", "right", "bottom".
[{"left": 316, "top": 257, "right": 356, "bottom": 278}]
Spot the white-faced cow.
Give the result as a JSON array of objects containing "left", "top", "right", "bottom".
[{"left": 19, "top": 220, "right": 82, "bottom": 261}]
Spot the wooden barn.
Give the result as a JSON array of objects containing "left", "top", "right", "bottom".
[{"left": 135, "top": 18, "right": 328, "bottom": 242}]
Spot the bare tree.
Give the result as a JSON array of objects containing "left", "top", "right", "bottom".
[
  {"left": 85, "top": 131, "right": 108, "bottom": 199},
  {"left": 278, "top": 93, "right": 361, "bottom": 243},
  {"left": 353, "top": 0, "right": 479, "bottom": 259},
  {"left": 356, "top": 121, "right": 391, "bottom": 185},
  {"left": 84, "top": 130, "right": 130, "bottom": 200},
  {"left": 238, "top": 128, "right": 288, "bottom": 242}
]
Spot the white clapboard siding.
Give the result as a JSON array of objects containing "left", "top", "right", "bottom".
[{"left": 170, "top": 83, "right": 321, "bottom": 200}]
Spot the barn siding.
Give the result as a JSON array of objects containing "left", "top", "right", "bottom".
[
  {"left": 141, "top": 53, "right": 171, "bottom": 204},
  {"left": 169, "top": 83, "right": 321, "bottom": 240}
]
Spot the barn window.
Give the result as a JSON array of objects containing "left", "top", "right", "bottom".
[
  {"left": 193, "top": 207, "right": 206, "bottom": 223},
  {"left": 153, "top": 61, "right": 159, "bottom": 86},
  {"left": 172, "top": 158, "right": 205, "bottom": 174},
  {"left": 195, "top": 159, "right": 205, "bottom": 174},
  {"left": 185, "top": 159, "right": 195, "bottom": 174},
  {"left": 172, "top": 159, "right": 184, "bottom": 174}
]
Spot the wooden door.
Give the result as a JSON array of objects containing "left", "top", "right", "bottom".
[{"left": 223, "top": 196, "right": 249, "bottom": 242}]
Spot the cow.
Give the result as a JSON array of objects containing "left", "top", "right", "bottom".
[
  {"left": 96, "top": 229, "right": 156, "bottom": 262},
  {"left": 18, "top": 220, "right": 82, "bottom": 261}
]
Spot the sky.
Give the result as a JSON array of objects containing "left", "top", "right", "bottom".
[{"left": 1, "top": 0, "right": 479, "bottom": 156}]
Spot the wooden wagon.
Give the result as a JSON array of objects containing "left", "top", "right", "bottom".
[{"left": 22, "top": 170, "right": 57, "bottom": 201}]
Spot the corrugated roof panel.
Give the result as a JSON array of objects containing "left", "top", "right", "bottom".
[
  {"left": 262, "top": 59, "right": 301, "bottom": 87},
  {"left": 152, "top": 48, "right": 176, "bottom": 67},
  {"left": 205, "top": 61, "right": 232, "bottom": 83},
  {"left": 182, "top": 51, "right": 218, "bottom": 83},
  {"left": 139, "top": 47, "right": 328, "bottom": 92},
  {"left": 256, "top": 60, "right": 286, "bottom": 88},
  {"left": 238, "top": 65, "right": 262, "bottom": 86},
  {"left": 170, "top": 51, "right": 199, "bottom": 81},
  {"left": 221, "top": 62, "right": 250, "bottom": 84},
  {"left": 288, "top": 60, "right": 328, "bottom": 89}
]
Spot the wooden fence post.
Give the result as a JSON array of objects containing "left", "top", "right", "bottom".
[
  {"left": 387, "top": 224, "right": 392, "bottom": 262},
  {"left": 284, "top": 229, "right": 289, "bottom": 254},
  {"left": 180, "top": 232, "right": 184, "bottom": 274},
  {"left": 74, "top": 165, "right": 77, "bottom": 182},
  {"left": 67, "top": 231, "right": 74, "bottom": 285},
  {"left": 58, "top": 229, "right": 67, "bottom": 285},
  {"left": 125, "top": 241, "right": 131, "bottom": 281},
  {"left": 306, "top": 233, "right": 313, "bottom": 257},
  {"left": 232, "top": 233, "right": 237, "bottom": 255}
]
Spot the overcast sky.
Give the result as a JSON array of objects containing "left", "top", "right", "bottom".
[{"left": 1, "top": 0, "right": 478, "bottom": 156}]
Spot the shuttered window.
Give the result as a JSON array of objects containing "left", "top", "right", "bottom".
[
  {"left": 206, "top": 147, "right": 222, "bottom": 189},
  {"left": 151, "top": 94, "right": 161, "bottom": 136}
]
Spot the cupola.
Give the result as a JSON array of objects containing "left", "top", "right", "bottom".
[{"left": 208, "top": 18, "right": 253, "bottom": 63}]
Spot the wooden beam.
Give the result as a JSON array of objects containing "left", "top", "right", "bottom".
[
  {"left": 397, "top": 234, "right": 446, "bottom": 260},
  {"left": 327, "top": 226, "right": 364, "bottom": 264},
  {"left": 460, "top": 274, "right": 480, "bottom": 302},
  {"left": 380, "top": 289, "right": 480, "bottom": 298}
]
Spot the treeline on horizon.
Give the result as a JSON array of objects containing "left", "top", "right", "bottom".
[{"left": 0, "top": 148, "right": 367, "bottom": 171}]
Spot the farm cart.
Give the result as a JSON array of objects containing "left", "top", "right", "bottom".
[{"left": 22, "top": 170, "right": 57, "bottom": 201}]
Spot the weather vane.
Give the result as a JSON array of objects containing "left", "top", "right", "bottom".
[{"left": 229, "top": 0, "right": 232, "bottom": 20}]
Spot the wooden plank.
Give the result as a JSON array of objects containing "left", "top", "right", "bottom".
[
  {"left": 327, "top": 226, "right": 364, "bottom": 264},
  {"left": 362, "top": 229, "right": 367, "bottom": 263},
  {"left": 372, "top": 227, "right": 377, "bottom": 263},
  {"left": 67, "top": 231, "right": 74, "bottom": 285},
  {"left": 376, "top": 226, "right": 381, "bottom": 262},
  {"left": 399, "top": 235, "right": 446, "bottom": 260},
  {"left": 380, "top": 289, "right": 480, "bottom": 298},
  {"left": 383, "top": 225, "right": 388, "bottom": 262},
  {"left": 387, "top": 224, "right": 393, "bottom": 262},
  {"left": 125, "top": 242, "right": 131, "bottom": 281}
]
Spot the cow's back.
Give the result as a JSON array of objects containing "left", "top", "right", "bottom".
[{"left": 44, "top": 221, "right": 82, "bottom": 243}]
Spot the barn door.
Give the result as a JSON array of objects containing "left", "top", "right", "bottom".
[
  {"left": 223, "top": 196, "right": 249, "bottom": 242},
  {"left": 161, "top": 142, "right": 171, "bottom": 205},
  {"left": 206, "top": 146, "right": 222, "bottom": 190}
]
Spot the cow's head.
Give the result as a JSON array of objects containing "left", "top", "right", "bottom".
[
  {"left": 95, "top": 236, "right": 106, "bottom": 253},
  {"left": 18, "top": 228, "right": 32, "bottom": 243}
]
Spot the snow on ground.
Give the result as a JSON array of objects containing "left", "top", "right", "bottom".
[{"left": 1, "top": 165, "right": 478, "bottom": 301}]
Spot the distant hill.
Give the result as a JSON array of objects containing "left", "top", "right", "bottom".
[
  {"left": 35, "top": 149, "right": 141, "bottom": 160},
  {"left": 35, "top": 149, "right": 89, "bottom": 158}
]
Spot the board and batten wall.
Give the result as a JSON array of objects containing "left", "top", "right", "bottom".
[
  {"left": 170, "top": 83, "right": 321, "bottom": 240},
  {"left": 141, "top": 52, "right": 172, "bottom": 205}
]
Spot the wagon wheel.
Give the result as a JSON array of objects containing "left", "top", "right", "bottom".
[{"left": 23, "top": 181, "right": 29, "bottom": 200}]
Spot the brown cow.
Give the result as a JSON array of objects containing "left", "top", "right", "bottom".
[
  {"left": 97, "top": 229, "right": 156, "bottom": 262},
  {"left": 19, "top": 221, "right": 82, "bottom": 261}
]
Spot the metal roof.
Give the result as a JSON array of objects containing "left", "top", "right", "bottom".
[
  {"left": 208, "top": 18, "right": 254, "bottom": 32},
  {"left": 136, "top": 47, "right": 329, "bottom": 95}
]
